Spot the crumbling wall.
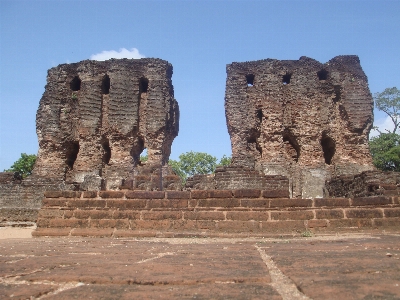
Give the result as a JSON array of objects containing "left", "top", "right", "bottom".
[
  {"left": 185, "top": 167, "right": 289, "bottom": 197},
  {"left": 326, "top": 170, "right": 400, "bottom": 198},
  {"left": 0, "top": 58, "right": 180, "bottom": 222},
  {"left": 0, "top": 172, "right": 75, "bottom": 222},
  {"left": 34, "top": 58, "right": 179, "bottom": 190},
  {"left": 224, "top": 55, "right": 374, "bottom": 198}
]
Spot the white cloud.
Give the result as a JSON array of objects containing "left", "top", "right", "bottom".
[
  {"left": 370, "top": 115, "right": 394, "bottom": 137},
  {"left": 90, "top": 48, "right": 145, "bottom": 61}
]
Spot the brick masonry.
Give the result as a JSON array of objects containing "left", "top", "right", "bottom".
[
  {"left": 185, "top": 165, "right": 291, "bottom": 192},
  {"left": 224, "top": 56, "right": 374, "bottom": 198},
  {"left": 33, "top": 190, "right": 400, "bottom": 237},
  {"left": 326, "top": 170, "right": 400, "bottom": 198},
  {"left": 2, "top": 56, "right": 400, "bottom": 226},
  {"left": 0, "top": 58, "right": 181, "bottom": 222},
  {"left": 0, "top": 177, "right": 75, "bottom": 222},
  {"left": 34, "top": 59, "right": 179, "bottom": 186}
]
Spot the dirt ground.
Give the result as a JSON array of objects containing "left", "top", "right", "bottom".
[
  {"left": 0, "top": 226, "right": 399, "bottom": 299},
  {"left": 0, "top": 223, "right": 36, "bottom": 240}
]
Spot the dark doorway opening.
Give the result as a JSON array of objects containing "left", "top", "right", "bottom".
[
  {"left": 102, "top": 139, "right": 111, "bottom": 164},
  {"left": 102, "top": 75, "right": 110, "bottom": 94},
  {"left": 282, "top": 73, "right": 291, "bottom": 85},
  {"left": 246, "top": 74, "right": 255, "bottom": 86},
  {"left": 139, "top": 77, "right": 149, "bottom": 93},
  {"left": 70, "top": 76, "right": 81, "bottom": 91},
  {"left": 65, "top": 141, "right": 79, "bottom": 169},
  {"left": 321, "top": 135, "right": 335, "bottom": 164},
  {"left": 257, "top": 109, "right": 263, "bottom": 122},
  {"left": 333, "top": 85, "right": 341, "bottom": 102},
  {"left": 317, "top": 69, "right": 328, "bottom": 80}
]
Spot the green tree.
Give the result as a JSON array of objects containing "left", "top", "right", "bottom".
[
  {"left": 369, "top": 133, "right": 400, "bottom": 171},
  {"left": 168, "top": 159, "right": 187, "bottom": 181},
  {"left": 217, "top": 154, "right": 231, "bottom": 167},
  {"left": 139, "top": 151, "right": 231, "bottom": 182},
  {"left": 169, "top": 151, "right": 217, "bottom": 182},
  {"left": 169, "top": 152, "right": 231, "bottom": 182},
  {"left": 370, "top": 87, "right": 400, "bottom": 171},
  {"left": 374, "top": 87, "right": 400, "bottom": 133},
  {"left": 4, "top": 153, "right": 37, "bottom": 178}
]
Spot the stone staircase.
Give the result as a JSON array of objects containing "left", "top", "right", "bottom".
[{"left": 33, "top": 189, "right": 400, "bottom": 237}]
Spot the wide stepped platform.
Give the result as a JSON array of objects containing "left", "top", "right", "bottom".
[{"left": 33, "top": 190, "right": 400, "bottom": 237}]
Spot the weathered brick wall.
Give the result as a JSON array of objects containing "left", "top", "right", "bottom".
[
  {"left": 185, "top": 174, "right": 216, "bottom": 190},
  {"left": 1, "top": 58, "right": 181, "bottom": 222},
  {"left": 34, "top": 58, "right": 179, "bottom": 190},
  {"left": 0, "top": 173, "right": 75, "bottom": 222},
  {"left": 326, "top": 170, "right": 400, "bottom": 198},
  {"left": 185, "top": 167, "right": 289, "bottom": 197},
  {"left": 224, "top": 56, "right": 374, "bottom": 198},
  {"left": 214, "top": 166, "right": 288, "bottom": 192},
  {"left": 120, "top": 164, "right": 182, "bottom": 191},
  {"left": 0, "top": 172, "right": 22, "bottom": 184},
  {"left": 34, "top": 190, "right": 400, "bottom": 237}
]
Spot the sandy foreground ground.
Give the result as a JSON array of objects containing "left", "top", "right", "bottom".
[
  {"left": 0, "top": 223, "right": 36, "bottom": 239},
  {"left": 0, "top": 226, "right": 399, "bottom": 299}
]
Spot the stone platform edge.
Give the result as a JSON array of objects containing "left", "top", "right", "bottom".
[{"left": 33, "top": 189, "right": 400, "bottom": 237}]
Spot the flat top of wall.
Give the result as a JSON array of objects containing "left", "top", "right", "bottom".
[
  {"left": 227, "top": 55, "right": 361, "bottom": 70},
  {"left": 52, "top": 58, "right": 173, "bottom": 72}
]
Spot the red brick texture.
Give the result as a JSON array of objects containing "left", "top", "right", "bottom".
[{"left": 33, "top": 190, "right": 400, "bottom": 237}]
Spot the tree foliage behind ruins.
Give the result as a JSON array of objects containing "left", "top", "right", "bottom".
[
  {"left": 169, "top": 152, "right": 231, "bottom": 182},
  {"left": 4, "top": 153, "right": 37, "bottom": 178},
  {"left": 370, "top": 87, "right": 400, "bottom": 171}
]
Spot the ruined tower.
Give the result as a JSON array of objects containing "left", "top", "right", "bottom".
[
  {"left": 34, "top": 58, "right": 179, "bottom": 190},
  {"left": 224, "top": 55, "right": 374, "bottom": 198}
]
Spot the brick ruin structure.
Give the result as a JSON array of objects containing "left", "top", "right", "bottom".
[
  {"left": 1, "top": 55, "right": 400, "bottom": 235},
  {"left": 32, "top": 55, "right": 399, "bottom": 237},
  {"left": 34, "top": 58, "right": 180, "bottom": 190},
  {"left": 227, "top": 55, "right": 376, "bottom": 198},
  {"left": 189, "top": 55, "right": 376, "bottom": 198},
  {"left": 0, "top": 58, "right": 180, "bottom": 222}
]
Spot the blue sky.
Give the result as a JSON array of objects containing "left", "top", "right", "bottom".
[{"left": 0, "top": 0, "right": 399, "bottom": 170}]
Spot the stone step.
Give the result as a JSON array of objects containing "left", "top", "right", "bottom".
[{"left": 33, "top": 190, "right": 400, "bottom": 237}]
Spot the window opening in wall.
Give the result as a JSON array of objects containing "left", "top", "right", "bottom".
[
  {"left": 246, "top": 74, "right": 255, "bottom": 87},
  {"left": 101, "top": 74, "right": 110, "bottom": 94},
  {"left": 282, "top": 73, "right": 291, "bottom": 85},
  {"left": 283, "top": 131, "right": 300, "bottom": 162},
  {"left": 333, "top": 85, "right": 341, "bottom": 102},
  {"left": 65, "top": 141, "right": 79, "bottom": 169},
  {"left": 317, "top": 69, "right": 328, "bottom": 81},
  {"left": 130, "top": 137, "right": 145, "bottom": 165},
  {"left": 101, "top": 139, "right": 111, "bottom": 164},
  {"left": 70, "top": 76, "right": 81, "bottom": 91},
  {"left": 140, "top": 148, "right": 148, "bottom": 163},
  {"left": 321, "top": 135, "right": 335, "bottom": 165},
  {"left": 256, "top": 109, "right": 263, "bottom": 122},
  {"left": 139, "top": 77, "right": 149, "bottom": 93}
]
